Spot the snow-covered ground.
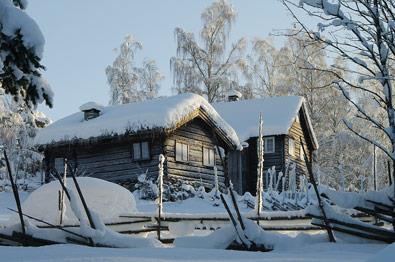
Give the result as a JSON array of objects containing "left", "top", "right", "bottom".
[
  {"left": 0, "top": 242, "right": 386, "bottom": 262},
  {"left": 0, "top": 191, "right": 28, "bottom": 223},
  {"left": 0, "top": 189, "right": 392, "bottom": 261}
]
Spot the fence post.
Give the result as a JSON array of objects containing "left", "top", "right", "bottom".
[
  {"left": 255, "top": 113, "right": 264, "bottom": 224},
  {"left": 157, "top": 154, "right": 165, "bottom": 241},
  {"left": 59, "top": 158, "right": 67, "bottom": 226}
]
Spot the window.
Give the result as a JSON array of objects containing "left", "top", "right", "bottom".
[
  {"left": 264, "top": 137, "right": 275, "bottom": 153},
  {"left": 176, "top": 142, "right": 189, "bottom": 162},
  {"left": 54, "top": 157, "right": 65, "bottom": 174},
  {"left": 289, "top": 138, "right": 295, "bottom": 157},
  {"left": 133, "top": 141, "right": 150, "bottom": 160},
  {"left": 203, "top": 147, "right": 215, "bottom": 166},
  {"left": 299, "top": 144, "right": 304, "bottom": 160}
]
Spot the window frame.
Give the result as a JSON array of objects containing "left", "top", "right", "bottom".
[
  {"left": 54, "top": 157, "right": 65, "bottom": 174},
  {"left": 203, "top": 146, "right": 215, "bottom": 167},
  {"left": 299, "top": 143, "right": 305, "bottom": 160},
  {"left": 289, "top": 138, "right": 296, "bottom": 157},
  {"left": 175, "top": 141, "right": 189, "bottom": 162},
  {"left": 132, "top": 141, "right": 151, "bottom": 161},
  {"left": 264, "top": 137, "right": 275, "bottom": 154}
]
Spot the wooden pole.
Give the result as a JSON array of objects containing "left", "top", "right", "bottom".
[
  {"left": 59, "top": 159, "right": 67, "bottom": 226},
  {"left": 229, "top": 186, "right": 245, "bottom": 230},
  {"left": 300, "top": 139, "right": 336, "bottom": 242},
  {"left": 67, "top": 164, "right": 96, "bottom": 230},
  {"left": 220, "top": 194, "right": 249, "bottom": 249},
  {"left": 157, "top": 154, "right": 165, "bottom": 241},
  {"left": 392, "top": 159, "right": 395, "bottom": 231},
  {"left": 7, "top": 208, "right": 89, "bottom": 242},
  {"left": 373, "top": 145, "right": 377, "bottom": 191},
  {"left": 3, "top": 148, "right": 26, "bottom": 243},
  {"left": 52, "top": 168, "right": 71, "bottom": 200},
  {"left": 388, "top": 161, "right": 392, "bottom": 185},
  {"left": 256, "top": 113, "right": 264, "bottom": 224},
  {"left": 52, "top": 168, "right": 95, "bottom": 246},
  {"left": 210, "top": 128, "right": 230, "bottom": 188}
]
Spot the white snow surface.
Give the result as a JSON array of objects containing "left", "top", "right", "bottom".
[
  {"left": 0, "top": 243, "right": 385, "bottom": 262},
  {"left": 35, "top": 93, "right": 241, "bottom": 148},
  {"left": 0, "top": 190, "right": 390, "bottom": 261},
  {"left": 367, "top": 242, "right": 395, "bottom": 262},
  {"left": 0, "top": 0, "right": 45, "bottom": 57},
  {"left": 79, "top": 101, "right": 104, "bottom": 112},
  {"left": 18, "top": 177, "right": 137, "bottom": 225},
  {"left": 214, "top": 96, "right": 318, "bottom": 145},
  {"left": 319, "top": 185, "right": 394, "bottom": 209}
]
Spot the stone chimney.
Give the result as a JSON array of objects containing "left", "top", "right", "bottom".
[
  {"left": 79, "top": 102, "right": 104, "bottom": 121},
  {"left": 227, "top": 90, "right": 242, "bottom": 102}
]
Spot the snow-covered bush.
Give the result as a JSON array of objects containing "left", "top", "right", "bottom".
[
  {"left": 134, "top": 174, "right": 205, "bottom": 202},
  {"left": 133, "top": 173, "right": 158, "bottom": 200}
]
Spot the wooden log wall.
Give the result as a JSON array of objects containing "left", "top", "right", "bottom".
[
  {"left": 163, "top": 118, "right": 226, "bottom": 189},
  {"left": 284, "top": 111, "right": 313, "bottom": 187},
  {"left": 244, "top": 135, "right": 286, "bottom": 194},
  {"left": 45, "top": 135, "right": 163, "bottom": 187}
]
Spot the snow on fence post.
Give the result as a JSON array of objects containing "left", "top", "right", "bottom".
[
  {"left": 157, "top": 154, "right": 165, "bottom": 241},
  {"left": 59, "top": 158, "right": 67, "bottom": 226},
  {"left": 214, "top": 166, "right": 219, "bottom": 197},
  {"left": 275, "top": 171, "right": 283, "bottom": 193},
  {"left": 255, "top": 113, "right": 264, "bottom": 223},
  {"left": 288, "top": 163, "right": 296, "bottom": 199},
  {"left": 281, "top": 177, "right": 286, "bottom": 204},
  {"left": 213, "top": 166, "right": 220, "bottom": 206},
  {"left": 359, "top": 175, "right": 365, "bottom": 193}
]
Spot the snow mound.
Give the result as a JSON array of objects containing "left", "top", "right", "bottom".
[
  {"left": 174, "top": 225, "right": 235, "bottom": 249},
  {"left": 174, "top": 219, "right": 328, "bottom": 250},
  {"left": 21, "top": 177, "right": 137, "bottom": 225}
]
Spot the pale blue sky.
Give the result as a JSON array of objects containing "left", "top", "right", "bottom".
[{"left": 27, "top": 0, "right": 299, "bottom": 121}]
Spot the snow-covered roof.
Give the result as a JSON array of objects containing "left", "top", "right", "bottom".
[
  {"left": 35, "top": 93, "right": 241, "bottom": 149},
  {"left": 79, "top": 101, "right": 104, "bottom": 112},
  {"left": 214, "top": 96, "right": 318, "bottom": 148},
  {"left": 227, "top": 90, "right": 242, "bottom": 98}
]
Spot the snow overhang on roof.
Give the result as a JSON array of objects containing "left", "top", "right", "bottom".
[
  {"left": 79, "top": 101, "right": 104, "bottom": 112},
  {"left": 214, "top": 96, "right": 318, "bottom": 149},
  {"left": 35, "top": 93, "right": 241, "bottom": 150}
]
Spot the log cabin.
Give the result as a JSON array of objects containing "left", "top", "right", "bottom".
[
  {"left": 35, "top": 93, "right": 241, "bottom": 190},
  {"left": 214, "top": 94, "right": 318, "bottom": 194}
]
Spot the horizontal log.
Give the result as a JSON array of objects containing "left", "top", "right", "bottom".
[
  {"left": 354, "top": 207, "right": 394, "bottom": 224},
  {"left": 312, "top": 222, "right": 394, "bottom": 243},
  {"left": 167, "top": 161, "right": 224, "bottom": 176},
  {"left": 365, "top": 199, "right": 394, "bottom": 210},
  {"left": 310, "top": 215, "right": 395, "bottom": 239},
  {"left": 79, "top": 159, "right": 160, "bottom": 174},
  {"left": 167, "top": 169, "right": 225, "bottom": 183}
]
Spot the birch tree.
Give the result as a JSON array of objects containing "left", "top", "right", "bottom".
[
  {"left": 135, "top": 59, "right": 164, "bottom": 100},
  {"left": 106, "top": 35, "right": 163, "bottom": 104},
  {"left": 282, "top": 0, "right": 395, "bottom": 227},
  {"left": 170, "top": 0, "right": 246, "bottom": 103},
  {"left": 0, "top": 94, "right": 47, "bottom": 188},
  {"left": 243, "top": 38, "right": 288, "bottom": 97},
  {"left": 106, "top": 35, "right": 142, "bottom": 105}
]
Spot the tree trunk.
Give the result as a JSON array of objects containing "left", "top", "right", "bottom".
[{"left": 392, "top": 159, "right": 395, "bottom": 230}]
